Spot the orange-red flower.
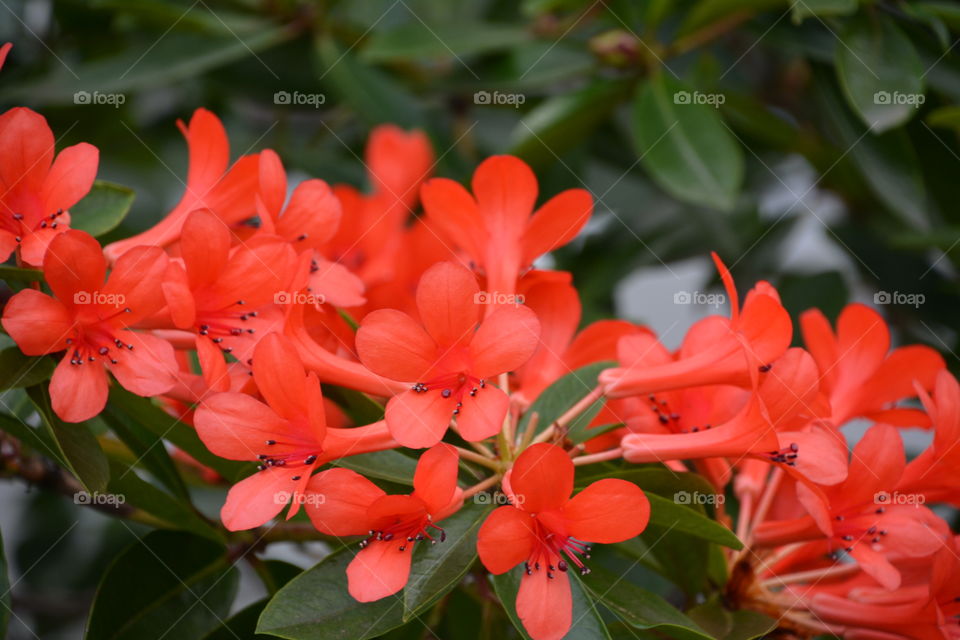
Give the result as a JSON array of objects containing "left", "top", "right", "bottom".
[
  {"left": 477, "top": 443, "right": 649, "bottom": 640},
  {"left": 421, "top": 155, "right": 592, "bottom": 300},
  {"left": 1, "top": 230, "right": 176, "bottom": 421},
  {"left": 193, "top": 333, "right": 397, "bottom": 530},
  {"left": 356, "top": 261, "right": 540, "bottom": 447},
  {"left": 304, "top": 443, "right": 462, "bottom": 601},
  {"left": 897, "top": 371, "right": 960, "bottom": 505},
  {"left": 0, "top": 107, "right": 99, "bottom": 266},
  {"left": 103, "top": 108, "right": 259, "bottom": 262}
]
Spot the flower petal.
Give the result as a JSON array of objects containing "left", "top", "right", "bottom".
[
  {"left": 1, "top": 289, "right": 73, "bottom": 355},
  {"left": 305, "top": 468, "right": 384, "bottom": 536},
  {"left": 562, "top": 478, "right": 650, "bottom": 543},
  {"left": 413, "top": 443, "right": 459, "bottom": 514},
  {"left": 384, "top": 389, "right": 456, "bottom": 448},
  {"left": 415, "top": 261, "right": 481, "bottom": 347},
  {"left": 41, "top": 142, "right": 98, "bottom": 213},
  {"left": 477, "top": 505, "right": 537, "bottom": 574},
  {"left": 49, "top": 353, "right": 109, "bottom": 423},
  {"left": 44, "top": 230, "right": 106, "bottom": 312},
  {"left": 470, "top": 305, "right": 540, "bottom": 379},
  {"left": 194, "top": 392, "right": 289, "bottom": 460},
  {"left": 516, "top": 568, "right": 572, "bottom": 640},
  {"left": 107, "top": 330, "right": 177, "bottom": 397},
  {"left": 220, "top": 466, "right": 298, "bottom": 531},
  {"left": 521, "top": 188, "right": 592, "bottom": 265},
  {"left": 455, "top": 384, "right": 509, "bottom": 442},
  {"left": 510, "top": 443, "right": 573, "bottom": 513},
  {"left": 252, "top": 333, "right": 310, "bottom": 421},
  {"left": 356, "top": 309, "right": 437, "bottom": 382},
  {"left": 346, "top": 539, "right": 414, "bottom": 602}
]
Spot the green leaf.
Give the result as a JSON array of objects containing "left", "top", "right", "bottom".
[
  {"left": 315, "top": 36, "right": 426, "bottom": 129},
  {"left": 0, "top": 412, "right": 61, "bottom": 465},
  {"left": 85, "top": 530, "right": 239, "bottom": 640},
  {"left": 201, "top": 560, "right": 301, "bottom": 640},
  {"left": 101, "top": 409, "right": 190, "bottom": 501},
  {"left": 363, "top": 22, "right": 528, "bottom": 61},
  {"left": 257, "top": 547, "right": 407, "bottom": 640},
  {"left": 334, "top": 450, "right": 417, "bottom": 485},
  {"left": 107, "top": 387, "right": 249, "bottom": 482},
  {"left": 792, "top": 0, "right": 857, "bottom": 23},
  {"left": 518, "top": 362, "right": 612, "bottom": 437},
  {"left": 687, "top": 597, "right": 776, "bottom": 640},
  {"left": 581, "top": 565, "right": 714, "bottom": 640},
  {"left": 508, "top": 78, "right": 632, "bottom": 167},
  {"left": 646, "top": 493, "right": 742, "bottom": 549},
  {"left": 69, "top": 181, "right": 135, "bottom": 238},
  {"left": 678, "top": 0, "right": 784, "bottom": 36},
  {"left": 0, "top": 265, "right": 44, "bottom": 283},
  {"left": 0, "top": 348, "right": 56, "bottom": 390},
  {"left": 403, "top": 502, "right": 491, "bottom": 620},
  {"left": 106, "top": 459, "right": 221, "bottom": 542},
  {"left": 632, "top": 73, "right": 744, "bottom": 212},
  {"left": 835, "top": 15, "right": 925, "bottom": 133},
  {"left": 491, "top": 567, "right": 611, "bottom": 640},
  {"left": 322, "top": 386, "right": 384, "bottom": 425},
  {"left": 927, "top": 105, "right": 960, "bottom": 131},
  {"left": 27, "top": 385, "right": 110, "bottom": 494},
  {"left": 0, "top": 529, "right": 9, "bottom": 640}
]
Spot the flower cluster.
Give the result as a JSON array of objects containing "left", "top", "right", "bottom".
[{"left": 1, "top": 104, "right": 956, "bottom": 640}]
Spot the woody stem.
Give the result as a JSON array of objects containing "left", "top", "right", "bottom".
[
  {"left": 462, "top": 474, "right": 502, "bottom": 500},
  {"left": 455, "top": 447, "right": 501, "bottom": 471},
  {"left": 532, "top": 386, "right": 603, "bottom": 445},
  {"left": 572, "top": 447, "right": 623, "bottom": 466}
]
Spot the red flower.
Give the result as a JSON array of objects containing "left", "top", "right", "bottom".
[
  {"left": 801, "top": 303, "right": 944, "bottom": 427},
  {"left": 356, "top": 261, "right": 540, "bottom": 447},
  {"left": 421, "top": 155, "right": 592, "bottom": 299},
  {"left": 0, "top": 43, "right": 12, "bottom": 71},
  {"left": 1, "top": 231, "right": 176, "bottom": 422},
  {"left": 477, "top": 443, "right": 650, "bottom": 640},
  {"left": 158, "top": 209, "right": 299, "bottom": 391},
  {"left": 0, "top": 107, "right": 99, "bottom": 265},
  {"left": 898, "top": 371, "right": 960, "bottom": 505},
  {"left": 193, "top": 332, "right": 397, "bottom": 530},
  {"left": 103, "top": 108, "right": 259, "bottom": 262},
  {"left": 304, "top": 443, "right": 462, "bottom": 602}
]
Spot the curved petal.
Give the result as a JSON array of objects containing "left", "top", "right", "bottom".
[
  {"left": 415, "top": 261, "right": 480, "bottom": 347},
  {"left": 366, "top": 125, "right": 433, "bottom": 202},
  {"left": 304, "top": 468, "right": 384, "bottom": 536},
  {"left": 516, "top": 569, "right": 572, "bottom": 640},
  {"left": 477, "top": 506, "right": 536, "bottom": 574},
  {"left": 49, "top": 354, "right": 109, "bottom": 423},
  {"left": 472, "top": 155, "right": 537, "bottom": 233},
  {"left": 107, "top": 330, "right": 177, "bottom": 397},
  {"left": 1, "top": 289, "right": 73, "bottom": 355},
  {"left": 470, "top": 305, "right": 540, "bottom": 379},
  {"left": 101, "top": 245, "right": 170, "bottom": 325},
  {"left": 44, "top": 230, "right": 106, "bottom": 311},
  {"left": 346, "top": 539, "right": 414, "bottom": 602},
  {"left": 510, "top": 443, "right": 573, "bottom": 513},
  {"left": 562, "top": 478, "right": 650, "bottom": 543},
  {"left": 455, "top": 384, "right": 509, "bottom": 442},
  {"left": 356, "top": 309, "right": 437, "bottom": 382},
  {"left": 196, "top": 334, "right": 230, "bottom": 393},
  {"left": 252, "top": 333, "right": 309, "bottom": 421},
  {"left": 521, "top": 188, "right": 592, "bottom": 264},
  {"left": 384, "top": 389, "right": 456, "bottom": 448},
  {"left": 277, "top": 179, "right": 341, "bottom": 248},
  {"left": 257, "top": 149, "right": 287, "bottom": 220},
  {"left": 194, "top": 392, "right": 290, "bottom": 460},
  {"left": 420, "top": 177, "right": 484, "bottom": 261},
  {"left": 0, "top": 107, "right": 54, "bottom": 193},
  {"left": 307, "top": 256, "right": 366, "bottom": 308},
  {"left": 413, "top": 443, "right": 459, "bottom": 514},
  {"left": 220, "top": 466, "right": 299, "bottom": 531},
  {"left": 41, "top": 142, "right": 98, "bottom": 213},
  {"left": 180, "top": 209, "right": 230, "bottom": 291}
]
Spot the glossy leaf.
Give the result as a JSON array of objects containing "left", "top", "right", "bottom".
[
  {"left": 0, "top": 348, "right": 56, "bottom": 390},
  {"left": 646, "top": 493, "right": 742, "bottom": 549},
  {"left": 69, "top": 181, "right": 135, "bottom": 238},
  {"left": 518, "top": 362, "right": 612, "bottom": 437},
  {"left": 334, "top": 450, "right": 417, "bottom": 486}
]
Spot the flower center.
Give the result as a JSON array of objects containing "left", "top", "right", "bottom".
[
  {"left": 765, "top": 442, "right": 799, "bottom": 467},
  {"left": 525, "top": 521, "right": 593, "bottom": 579},
  {"left": 65, "top": 321, "right": 133, "bottom": 367},
  {"left": 256, "top": 439, "right": 320, "bottom": 483},
  {"left": 412, "top": 373, "right": 485, "bottom": 417},
  {"left": 196, "top": 300, "right": 257, "bottom": 354},
  {"left": 359, "top": 515, "right": 446, "bottom": 552},
  {"left": 4, "top": 209, "right": 67, "bottom": 241}
]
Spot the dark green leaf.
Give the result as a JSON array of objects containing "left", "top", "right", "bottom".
[
  {"left": 0, "top": 266, "right": 44, "bottom": 282},
  {"left": 581, "top": 565, "right": 714, "bottom": 640},
  {"left": 334, "top": 450, "right": 417, "bottom": 485},
  {"left": 69, "top": 181, "right": 135, "bottom": 238},
  {"left": 322, "top": 386, "right": 384, "bottom": 425},
  {"left": 102, "top": 409, "right": 190, "bottom": 501},
  {"left": 0, "top": 412, "right": 61, "bottom": 464},
  {"left": 84, "top": 530, "right": 239, "bottom": 640},
  {"left": 403, "top": 502, "right": 491, "bottom": 619},
  {"left": 632, "top": 74, "right": 744, "bottom": 211},
  {"left": 518, "top": 362, "right": 612, "bottom": 437},
  {"left": 792, "top": 0, "right": 857, "bottom": 23},
  {"left": 256, "top": 546, "right": 406, "bottom": 640},
  {"left": 201, "top": 560, "right": 301, "bottom": 640},
  {"left": 363, "top": 22, "right": 528, "bottom": 61},
  {"left": 687, "top": 597, "right": 776, "bottom": 640},
  {"left": 835, "top": 15, "right": 925, "bottom": 133},
  {"left": 27, "top": 385, "right": 110, "bottom": 494},
  {"left": 646, "top": 493, "right": 742, "bottom": 549},
  {"left": 491, "top": 567, "right": 611, "bottom": 640},
  {"left": 0, "top": 348, "right": 56, "bottom": 390}
]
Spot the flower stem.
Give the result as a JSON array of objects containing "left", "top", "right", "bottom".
[
  {"left": 532, "top": 386, "right": 603, "bottom": 445},
  {"left": 455, "top": 447, "right": 501, "bottom": 471},
  {"left": 572, "top": 447, "right": 623, "bottom": 466},
  {"left": 462, "top": 474, "right": 501, "bottom": 500}
]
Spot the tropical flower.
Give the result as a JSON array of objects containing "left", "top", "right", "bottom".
[
  {"left": 304, "top": 443, "right": 462, "bottom": 601},
  {"left": 1, "top": 230, "right": 176, "bottom": 421},
  {"left": 193, "top": 332, "right": 398, "bottom": 530},
  {"left": 421, "top": 155, "right": 593, "bottom": 300},
  {"left": 0, "top": 107, "right": 99, "bottom": 266},
  {"left": 355, "top": 261, "right": 540, "bottom": 447},
  {"left": 477, "top": 443, "right": 650, "bottom": 640}
]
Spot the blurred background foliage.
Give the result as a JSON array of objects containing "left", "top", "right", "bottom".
[{"left": 2, "top": 0, "right": 960, "bottom": 637}]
